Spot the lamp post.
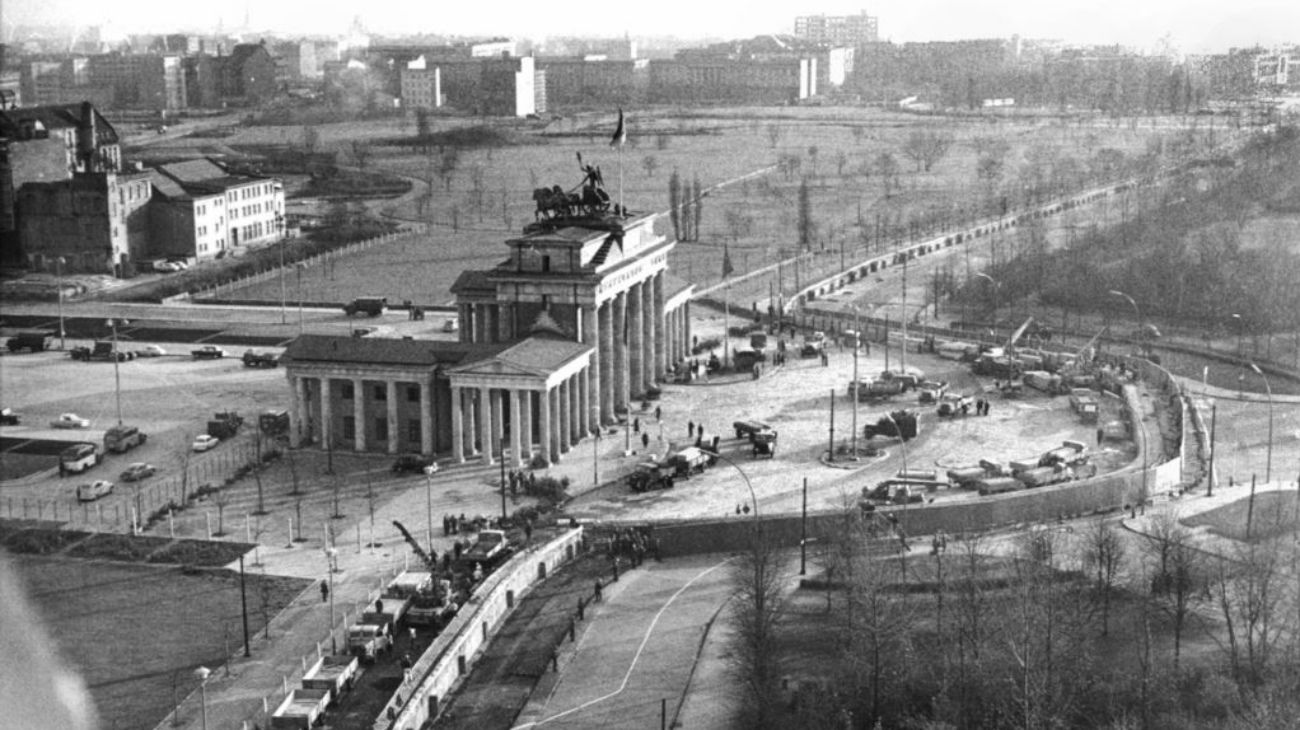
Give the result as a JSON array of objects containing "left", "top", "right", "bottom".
[
  {"left": 107, "top": 318, "right": 127, "bottom": 425},
  {"left": 324, "top": 547, "right": 338, "bottom": 653},
  {"left": 974, "top": 272, "right": 997, "bottom": 340},
  {"left": 701, "top": 448, "right": 759, "bottom": 520},
  {"left": 56, "top": 257, "right": 67, "bottom": 350},
  {"left": 1249, "top": 362, "right": 1273, "bottom": 483},
  {"left": 296, "top": 262, "right": 306, "bottom": 335},
  {"left": 276, "top": 212, "right": 287, "bottom": 324},
  {"left": 193, "top": 666, "right": 211, "bottom": 730},
  {"left": 423, "top": 465, "right": 438, "bottom": 557},
  {"left": 850, "top": 304, "right": 860, "bottom": 459},
  {"left": 1108, "top": 289, "right": 1143, "bottom": 355},
  {"left": 1231, "top": 313, "right": 1244, "bottom": 360}
]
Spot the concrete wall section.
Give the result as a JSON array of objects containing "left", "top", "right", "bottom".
[{"left": 380, "top": 528, "right": 586, "bottom": 730}]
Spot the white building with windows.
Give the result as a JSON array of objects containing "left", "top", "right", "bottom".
[{"left": 148, "top": 158, "right": 284, "bottom": 261}]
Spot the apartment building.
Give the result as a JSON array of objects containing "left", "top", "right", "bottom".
[
  {"left": 794, "top": 11, "right": 879, "bottom": 46},
  {"left": 88, "top": 53, "right": 187, "bottom": 110}
]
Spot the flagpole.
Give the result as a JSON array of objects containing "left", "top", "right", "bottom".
[{"left": 724, "top": 280, "right": 730, "bottom": 368}]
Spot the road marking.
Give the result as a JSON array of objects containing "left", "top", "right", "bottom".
[{"left": 512, "top": 557, "right": 732, "bottom": 729}]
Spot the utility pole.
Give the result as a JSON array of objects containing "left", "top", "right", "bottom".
[
  {"left": 799, "top": 477, "right": 808, "bottom": 575},
  {"left": 827, "top": 388, "right": 835, "bottom": 463},
  {"left": 1207, "top": 402, "right": 1216, "bottom": 497}
]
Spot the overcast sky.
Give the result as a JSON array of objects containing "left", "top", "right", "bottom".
[{"left": 6, "top": 0, "right": 1298, "bottom": 53}]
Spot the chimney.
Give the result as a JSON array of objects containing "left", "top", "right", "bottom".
[{"left": 76, "top": 101, "right": 97, "bottom": 169}]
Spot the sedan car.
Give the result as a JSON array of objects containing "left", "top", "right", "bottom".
[
  {"left": 76, "top": 480, "right": 115, "bottom": 502},
  {"left": 192, "top": 434, "right": 220, "bottom": 452},
  {"left": 191, "top": 345, "right": 227, "bottom": 360},
  {"left": 135, "top": 344, "right": 167, "bottom": 357},
  {"left": 119, "top": 462, "right": 157, "bottom": 482},
  {"left": 50, "top": 413, "right": 91, "bottom": 429}
]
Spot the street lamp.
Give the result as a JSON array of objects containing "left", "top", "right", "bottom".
[
  {"left": 850, "top": 304, "right": 860, "bottom": 460},
  {"left": 1249, "top": 362, "right": 1273, "bottom": 483},
  {"left": 1108, "top": 290, "right": 1147, "bottom": 356},
  {"left": 295, "top": 262, "right": 306, "bottom": 335},
  {"left": 1231, "top": 313, "right": 1244, "bottom": 360},
  {"left": 276, "top": 212, "right": 287, "bottom": 325},
  {"left": 974, "top": 273, "right": 997, "bottom": 339},
  {"left": 56, "top": 256, "right": 67, "bottom": 350},
  {"left": 423, "top": 464, "right": 438, "bottom": 557},
  {"left": 193, "top": 666, "right": 211, "bottom": 730},
  {"left": 107, "top": 318, "right": 128, "bottom": 425},
  {"left": 701, "top": 448, "right": 759, "bottom": 520},
  {"left": 324, "top": 547, "right": 338, "bottom": 653}
]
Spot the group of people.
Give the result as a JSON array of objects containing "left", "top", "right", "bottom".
[
  {"left": 505, "top": 469, "right": 537, "bottom": 496},
  {"left": 607, "top": 526, "right": 659, "bottom": 566}
]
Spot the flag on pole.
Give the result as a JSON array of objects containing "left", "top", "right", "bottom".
[
  {"left": 610, "top": 108, "right": 627, "bottom": 147},
  {"left": 722, "top": 244, "right": 735, "bottom": 279}
]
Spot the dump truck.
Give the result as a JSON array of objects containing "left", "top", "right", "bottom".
[
  {"left": 1039, "top": 441, "right": 1088, "bottom": 468},
  {"left": 1015, "top": 466, "right": 1073, "bottom": 489},
  {"left": 461, "top": 529, "right": 511, "bottom": 568},
  {"left": 207, "top": 411, "right": 244, "bottom": 439},
  {"left": 300, "top": 654, "right": 358, "bottom": 706},
  {"left": 669, "top": 447, "right": 711, "bottom": 478},
  {"left": 1024, "top": 370, "right": 1066, "bottom": 395},
  {"left": 271, "top": 688, "right": 330, "bottom": 730},
  {"left": 6, "top": 331, "right": 51, "bottom": 353},
  {"left": 733, "top": 420, "right": 772, "bottom": 441},
  {"left": 383, "top": 570, "right": 432, "bottom": 600},
  {"left": 976, "top": 477, "right": 1026, "bottom": 496},
  {"left": 862, "top": 410, "right": 918, "bottom": 441},
  {"left": 360, "top": 596, "right": 411, "bottom": 633},
  {"left": 347, "top": 622, "right": 392, "bottom": 663},
  {"left": 1068, "top": 389, "right": 1099, "bottom": 423},
  {"left": 917, "top": 381, "right": 948, "bottom": 403},
  {"left": 628, "top": 461, "right": 675, "bottom": 492},
  {"left": 849, "top": 379, "right": 905, "bottom": 401},
  {"left": 972, "top": 355, "right": 1021, "bottom": 380}
]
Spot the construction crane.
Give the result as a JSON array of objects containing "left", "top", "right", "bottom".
[{"left": 393, "top": 520, "right": 438, "bottom": 574}]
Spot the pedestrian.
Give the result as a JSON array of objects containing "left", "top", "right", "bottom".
[
  {"left": 320, "top": 581, "right": 329, "bottom": 603},
  {"left": 633, "top": 418, "right": 640, "bottom": 434},
  {"left": 1096, "top": 426, "right": 1105, "bottom": 446},
  {"left": 984, "top": 401, "right": 991, "bottom": 416},
  {"left": 655, "top": 405, "right": 662, "bottom": 422},
  {"left": 409, "top": 627, "right": 417, "bottom": 643},
  {"left": 688, "top": 421, "right": 695, "bottom": 437},
  {"left": 524, "top": 521, "right": 533, "bottom": 543},
  {"left": 376, "top": 598, "right": 385, "bottom": 615},
  {"left": 641, "top": 432, "right": 650, "bottom": 449},
  {"left": 529, "top": 472, "right": 537, "bottom": 491}
]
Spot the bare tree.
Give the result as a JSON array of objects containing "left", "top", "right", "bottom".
[
  {"left": 728, "top": 528, "right": 787, "bottom": 728},
  {"left": 875, "top": 152, "right": 900, "bottom": 198},
  {"left": 1145, "top": 512, "right": 1203, "bottom": 672},
  {"left": 1082, "top": 518, "right": 1126, "bottom": 635},
  {"left": 668, "top": 170, "right": 682, "bottom": 240},
  {"left": 436, "top": 148, "right": 460, "bottom": 191},
  {"left": 903, "top": 129, "right": 954, "bottom": 173},
  {"left": 302, "top": 125, "right": 320, "bottom": 154},
  {"left": 724, "top": 209, "right": 754, "bottom": 244},
  {"left": 1215, "top": 539, "right": 1287, "bottom": 686},
  {"left": 350, "top": 141, "right": 373, "bottom": 170},
  {"left": 797, "top": 177, "right": 814, "bottom": 251},
  {"left": 213, "top": 487, "right": 229, "bottom": 537},
  {"left": 641, "top": 155, "right": 659, "bottom": 178}
]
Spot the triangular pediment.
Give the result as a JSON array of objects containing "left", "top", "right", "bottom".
[{"left": 449, "top": 358, "right": 547, "bottom": 378}]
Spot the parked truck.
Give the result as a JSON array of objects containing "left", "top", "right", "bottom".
[
  {"left": 241, "top": 350, "right": 279, "bottom": 368},
  {"left": 70, "top": 341, "right": 134, "bottom": 362},
  {"left": 347, "top": 622, "right": 393, "bottom": 663},
  {"left": 343, "top": 297, "right": 387, "bottom": 317},
  {"left": 461, "top": 529, "right": 511, "bottom": 568},
  {"left": 6, "top": 331, "right": 51, "bottom": 353},
  {"left": 1068, "top": 389, "right": 1099, "bottom": 423},
  {"left": 1024, "top": 370, "right": 1066, "bottom": 395},
  {"left": 270, "top": 688, "right": 330, "bottom": 730},
  {"left": 300, "top": 654, "right": 358, "bottom": 706},
  {"left": 207, "top": 411, "right": 244, "bottom": 439},
  {"left": 360, "top": 596, "right": 412, "bottom": 633},
  {"left": 628, "top": 461, "right": 676, "bottom": 492}
]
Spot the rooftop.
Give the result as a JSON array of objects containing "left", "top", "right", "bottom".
[{"left": 281, "top": 335, "right": 507, "bottom": 369}]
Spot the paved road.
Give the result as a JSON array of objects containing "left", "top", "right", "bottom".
[{"left": 512, "top": 555, "right": 735, "bottom": 730}]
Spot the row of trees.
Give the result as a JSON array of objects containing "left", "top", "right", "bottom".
[
  {"left": 668, "top": 170, "right": 704, "bottom": 243},
  {"left": 963, "top": 125, "right": 1300, "bottom": 340},
  {"left": 730, "top": 501, "right": 1300, "bottom": 730}
]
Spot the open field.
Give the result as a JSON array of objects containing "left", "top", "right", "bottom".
[
  {"left": 11, "top": 554, "right": 309, "bottom": 730},
  {"left": 208, "top": 107, "right": 1227, "bottom": 307}
]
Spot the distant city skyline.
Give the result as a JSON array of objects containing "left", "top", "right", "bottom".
[{"left": 5, "top": 0, "right": 1299, "bottom": 54}]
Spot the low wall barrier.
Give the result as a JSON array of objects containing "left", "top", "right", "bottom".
[{"left": 378, "top": 527, "right": 585, "bottom": 730}]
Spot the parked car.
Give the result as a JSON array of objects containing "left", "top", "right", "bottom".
[
  {"left": 135, "top": 345, "right": 167, "bottom": 357},
  {"left": 76, "top": 480, "right": 115, "bottom": 502},
  {"left": 192, "top": 434, "right": 220, "bottom": 452},
  {"left": 392, "top": 454, "right": 436, "bottom": 474},
  {"left": 191, "top": 345, "right": 227, "bottom": 360},
  {"left": 50, "top": 413, "right": 91, "bottom": 429},
  {"left": 442, "top": 319, "right": 459, "bottom": 333},
  {"left": 0, "top": 407, "right": 19, "bottom": 425},
  {"left": 119, "top": 462, "right": 156, "bottom": 482}
]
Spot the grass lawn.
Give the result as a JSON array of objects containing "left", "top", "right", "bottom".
[
  {"left": 12, "top": 555, "right": 310, "bottom": 730},
  {"left": 1182, "top": 490, "right": 1300, "bottom": 542},
  {"left": 214, "top": 107, "right": 1210, "bottom": 307}
]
